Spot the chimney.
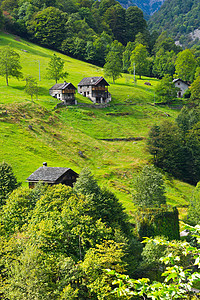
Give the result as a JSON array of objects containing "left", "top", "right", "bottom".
[{"left": 43, "top": 162, "right": 47, "bottom": 167}]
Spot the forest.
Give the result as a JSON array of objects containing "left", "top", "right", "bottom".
[{"left": 148, "top": 0, "right": 200, "bottom": 48}]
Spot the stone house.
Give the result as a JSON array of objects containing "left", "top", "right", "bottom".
[
  {"left": 78, "top": 77, "right": 111, "bottom": 104},
  {"left": 49, "top": 81, "right": 77, "bottom": 105},
  {"left": 173, "top": 78, "right": 189, "bottom": 98},
  {"left": 26, "top": 162, "right": 78, "bottom": 188}
]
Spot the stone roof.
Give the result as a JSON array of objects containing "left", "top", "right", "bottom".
[
  {"left": 78, "top": 76, "right": 109, "bottom": 86},
  {"left": 26, "top": 166, "right": 76, "bottom": 183},
  {"left": 49, "top": 82, "right": 76, "bottom": 90},
  {"left": 173, "top": 78, "right": 189, "bottom": 86}
]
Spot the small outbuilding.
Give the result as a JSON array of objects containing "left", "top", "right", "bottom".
[
  {"left": 173, "top": 78, "right": 189, "bottom": 98},
  {"left": 78, "top": 76, "right": 111, "bottom": 104},
  {"left": 26, "top": 162, "right": 78, "bottom": 188},
  {"left": 49, "top": 81, "right": 77, "bottom": 105}
]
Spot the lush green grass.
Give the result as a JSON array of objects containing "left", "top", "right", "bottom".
[{"left": 0, "top": 32, "right": 195, "bottom": 218}]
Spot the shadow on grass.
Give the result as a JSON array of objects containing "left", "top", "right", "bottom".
[
  {"left": 11, "top": 85, "right": 25, "bottom": 91},
  {"left": 38, "top": 86, "right": 50, "bottom": 96}
]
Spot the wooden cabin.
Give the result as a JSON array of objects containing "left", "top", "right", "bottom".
[
  {"left": 78, "top": 77, "right": 111, "bottom": 104},
  {"left": 26, "top": 162, "right": 78, "bottom": 188},
  {"left": 49, "top": 82, "right": 77, "bottom": 105}
]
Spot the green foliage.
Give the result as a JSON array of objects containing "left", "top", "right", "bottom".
[
  {"left": 81, "top": 240, "right": 126, "bottom": 299},
  {"left": 130, "top": 44, "right": 150, "bottom": 79},
  {"left": 153, "top": 50, "right": 176, "bottom": 78},
  {"left": 155, "top": 75, "right": 178, "bottom": 103},
  {"left": 103, "top": 4, "right": 126, "bottom": 44},
  {"left": 122, "top": 41, "right": 135, "bottom": 73},
  {"left": 135, "top": 206, "right": 180, "bottom": 240},
  {"left": 104, "top": 40, "right": 123, "bottom": 83},
  {"left": 74, "top": 168, "right": 130, "bottom": 235},
  {"left": 133, "top": 165, "right": 166, "bottom": 208},
  {"left": 188, "top": 182, "right": 200, "bottom": 225},
  {"left": 153, "top": 33, "right": 182, "bottom": 55},
  {"left": 147, "top": 108, "right": 200, "bottom": 185},
  {"left": 148, "top": 0, "right": 200, "bottom": 48},
  {"left": 140, "top": 237, "right": 166, "bottom": 281},
  {"left": 175, "top": 49, "right": 196, "bottom": 82},
  {"left": 107, "top": 226, "right": 200, "bottom": 299},
  {"left": 0, "top": 183, "right": 134, "bottom": 299},
  {"left": 0, "top": 47, "right": 23, "bottom": 86},
  {"left": 28, "top": 7, "right": 67, "bottom": 49},
  {"left": 176, "top": 106, "right": 200, "bottom": 136},
  {"left": 125, "top": 6, "right": 147, "bottom": 42},
  {"left": 24, "top": 75, "right": 38, "bottom": 100},
  {"left": 1, "top": 183, "right": 48, "bottom": 235},
  {"left": 147, "top": 120, "right": 196, "bottom": 184},
  {"left": 74, "top": 167, "right": 101, "bottom": 195},
  {"left": 46, "top": 53, "right": 68, "bottom": 83},
  {"left": 0, "top": 8, "right": 4, "bottom": 29},
  {"left": 28, "top": 184, "right": 113, "bottom": 259},
  {"left": 0, "top": 161, "right": 20, "bottom": 206},
  {"left": 190, "top": 76, "right": 200, "bottom": 103}
]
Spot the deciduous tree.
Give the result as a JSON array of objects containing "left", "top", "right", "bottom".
[
  {"left": 28, "top": 7, "right": 67, "bottom": 49},
  {"left": 0, "top": 47, "right": 23, "bottom": 86},
  {"left": 24, "top": 75, "right": 38, "bottom": 100},
  {"left": 104, "top": 40, "right": 123, "bottom": 83},
  {"left": 130, "top": 44, "right": 149, "bottom": 79},
  {"left": 107, "top": 226, "right": 200, "bottom": 300},
  {"left": 46, "top": 54, "right": 68, "bottom": 83},
  {"left": 190, "top": 75, "right": 200, "bottom": 103},
  {"left": 155, "top": 74, "right": 178, "bottom": 104},
  {"left": 133, "top": 165, "right": 166, "bottom": 208},
  {"left": 175, "top": 49, "right": 196, "bottom": 82}
]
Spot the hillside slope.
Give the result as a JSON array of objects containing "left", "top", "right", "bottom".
[
  {"left": 0, "top": 32, "right": 194, "bottom": 217},
  {"left": 148, "top": 0, "right": 200, "bottom": 47},
  {"left": 119, "top": 0, "right": 165, "bottom": 16}
]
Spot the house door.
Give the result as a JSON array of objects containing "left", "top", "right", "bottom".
[{"left": 178, "top": 91, "right": 182, "bottom": 98}]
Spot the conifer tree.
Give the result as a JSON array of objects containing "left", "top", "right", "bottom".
[{"left": 0, "top": 161, "right": 20, "bottom": 205}]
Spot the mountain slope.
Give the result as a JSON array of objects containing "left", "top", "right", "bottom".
[
  {"left": 0, "top": 32, "right": 194, "bottom": 216},
  {"left": 119, "top": 0, "right": 165, "bottom": 16},
  {"left": 148, "top": 0, "right": 200, "bottom": 47}
]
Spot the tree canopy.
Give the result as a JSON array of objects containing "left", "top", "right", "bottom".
[
  {"left": 0, "top": 161, "right": 20, "bottom": 206},
  {"left": 0, "top": 47, "right": 23, "bottom": 86},
  {"left": 104, "top": 40, "right": 123, "bottom": 83},
  {"left": 175, "top": 49, "right": 196, "bottom": 82},
  {"left": 155, "top": 74, "right": 178, "bottom": 103},
  {"left": 133, "top": 165, "right": 166, "bottom": 207},
  {"left": 46, "top": 54, "right": 68, "bottom": 83},
  {"left": 130, "top": 43, "right": 149, "bottom": 79}
]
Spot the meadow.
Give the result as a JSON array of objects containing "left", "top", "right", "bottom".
[{"left": 0, "top": 32, "right": 194, "bottom": 219}]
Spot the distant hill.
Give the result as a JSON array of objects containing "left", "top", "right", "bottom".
[
  {"left": 148, "top": 0, "right": 200, "bottom": 47},
  {"left": 119, "top": 0, "right": 165, "bottom": 17}
]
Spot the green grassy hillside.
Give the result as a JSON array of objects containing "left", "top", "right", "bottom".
[{"left": 0, "top": 32, "right": 194, "bottom": 219}]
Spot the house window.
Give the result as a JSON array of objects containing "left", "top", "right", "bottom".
[
  {"left": 87, "top": 91, "right": 89, "bottom": 95},
  {"left": 178, "top": 82, "right": 180, "bottom": 85}
]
